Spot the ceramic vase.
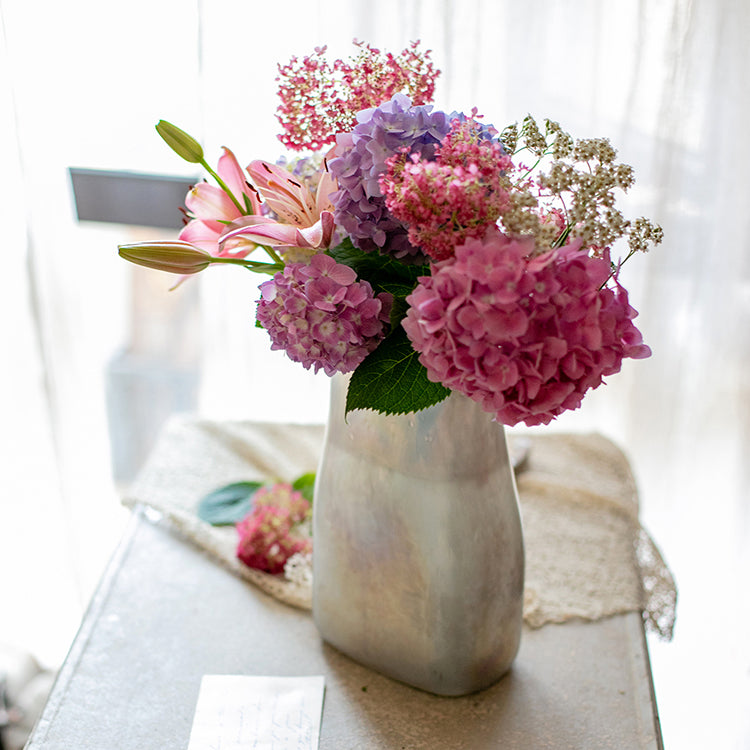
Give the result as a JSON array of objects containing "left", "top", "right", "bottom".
[{"left": 312, "top": 374, "right": 524, "bottom": 696}]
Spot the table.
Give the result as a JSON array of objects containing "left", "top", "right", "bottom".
[{"left": 26, "top": 505, "right": 663, "bottom": 749}]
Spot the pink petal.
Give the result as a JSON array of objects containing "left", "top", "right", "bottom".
[
  {"left": 247, "top": 160, "right": 317, "bottom": 227},
  {"left": 217, "top": 147, "right": 262, "bottom": 214},
  {"left": 315, "top": 170, "right": 337, "bottom": 214},
  {"left": 227, "top": 222, "right": 303, "bottom": 247},
  {"left": 179, "top": 219, "right": 222, "bottom": 253},
  {"left": 185, "top": 182, "right": 240, "bottom": 221}
]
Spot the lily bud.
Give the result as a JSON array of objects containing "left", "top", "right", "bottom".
[
  {"left": 118, "top": 241, "right": 212, "bottom": 275},
  {"left": 155, "top": 120, "right": 204, "bottom": 163}
]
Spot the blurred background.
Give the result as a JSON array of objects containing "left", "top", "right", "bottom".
[{"left": 1, "top": 0, "right": 747, "bottom": 747}]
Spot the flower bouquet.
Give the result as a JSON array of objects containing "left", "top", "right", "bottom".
[
  {"left": 119, "top": 41, "right": 663, "bottom": 693},
  {"left": 120, "top": 40, "right": 661, "bottom": 430}
]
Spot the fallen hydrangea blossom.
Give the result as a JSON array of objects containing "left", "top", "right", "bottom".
[
  {"left": 236, "top": 484, "right": 311, "bottom": 575},
  {"left": 402, "top": 229, "right": 651, "bottom": 426}
]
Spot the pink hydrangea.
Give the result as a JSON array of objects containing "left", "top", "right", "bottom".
[
  {"left": 381, "top": 117, "right": 512, "bottom": 262},
  {"left": 236, "top": 484, "right": 312, "bottom": 575},
  {"left": 402, "top": 229, "right": 651, "bottom": 426},
  {"left": 256, "top": 253, "right": 392, "bottom": 375},
  {"left": 253, "top": 483, "right": 310, "bottom": 523}
]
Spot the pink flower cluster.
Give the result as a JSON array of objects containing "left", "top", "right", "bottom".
[
  {"left": 402, "top": 229, "right": 651, "bottom": 426},
  {"left": 276, "top": 41, "right": 439, "bottom": 151},
  {"left": 256, "top": 253, "right": 392, "bottom": 375},
  {"left": 236, "top": 484, "right": 311, "bottom": 575},
  {"left": 381, "top": 118, "right": 512, "bottom": 261}
]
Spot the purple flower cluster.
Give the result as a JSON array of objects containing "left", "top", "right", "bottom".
[
  {"left": 256, "top": 253, "right": 392, "bottom": 375},
  {"left": 328, "top": 94, "right": 455, "bottom": 261},
  {"left": 402, "top": 229, "right": 651, "bottom": 427}
]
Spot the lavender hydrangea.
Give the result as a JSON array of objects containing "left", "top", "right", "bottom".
[
  {"left": 328, "top": 94, "right": 455, "bottom": 261},
  {"left": 256, "top": 253, "right": 392, "bottom": 375}
]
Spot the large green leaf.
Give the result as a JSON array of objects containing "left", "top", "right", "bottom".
[
  {"left": 346, "top": 327, "right": 451, "bottom": 416},
  {"left": 197, "top": 481, "right": 263, "bottom": 525}
]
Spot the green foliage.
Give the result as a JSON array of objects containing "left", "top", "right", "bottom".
[
  {"left": 328, "top": 239, "right": 447, "bottom": 416},
  {"left": 291, "top": 472, "right": 316, "bottom": 505},
  {"left": 197, "top": 481, "right": 263, "bottom": 525},
  {"left": 328, "top": 238, "right": 429, "bottom": 284},
  {"left": 328, "top": 239, "right": 428, "bottom": 328},
  {"left": 346, "top": 327, "right": 450, "bottom": 416}
]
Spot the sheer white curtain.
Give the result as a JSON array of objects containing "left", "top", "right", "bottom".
[{"left": 1, "top": 1, "right": 748, "bottom": 747}]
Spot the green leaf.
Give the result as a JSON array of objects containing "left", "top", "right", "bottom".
[
  {"left": 155, "top": 120, "right": 204, "bottom": 163},
  {"left": 328, "top": 239, "right": 428, "bottom": 329},
  {"left": 371, "top": 279, "right": 418, "bottom": 328},
  {"left": 197, "top": 481, "right": 263, "bottom": 525},
  {"left": 292, "top": 472, "right": 316, "bottom": 505},
  {"left": 328, "top": 239, "right": 429, "bottom": 284},
  {"left": 346, "top": 327, "right": 451, "bottom": 416}
]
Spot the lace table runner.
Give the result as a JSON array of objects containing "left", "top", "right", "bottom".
[{"left": 122, "top": 416, "right": 676, "bottom": 639}]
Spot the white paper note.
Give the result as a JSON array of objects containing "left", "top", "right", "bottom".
[{"left": 187, "top": 675, "right": 325, "bottom": 750}]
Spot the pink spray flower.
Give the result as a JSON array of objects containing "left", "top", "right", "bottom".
[{"left": 381, "top": 116, "right": 512, "bottom": 262}]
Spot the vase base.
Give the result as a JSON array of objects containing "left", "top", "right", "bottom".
[{"left": 316, "top": 616, "right": 521, "bottom": 697}]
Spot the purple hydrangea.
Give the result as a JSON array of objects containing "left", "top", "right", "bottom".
[
  {"left": 328, "top": 94, "right": 455, "bottom": 262},
  {"left": 256, "top": 253, "right": 392, "bottom": 375}
]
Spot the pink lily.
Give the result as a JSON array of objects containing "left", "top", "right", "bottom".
[
  {"left": 220, "top": 160, "right": 337, "bottom": 253},
  {"left": 179, "top": 146, "right": 262, "bottom": 258}
]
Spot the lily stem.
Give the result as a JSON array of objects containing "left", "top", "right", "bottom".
[
  {"left": 200, "top": 159, "right": 247, "bottom": 215},
  {"left": 208, "top": 256, "right": 283, "bottom": 275}
]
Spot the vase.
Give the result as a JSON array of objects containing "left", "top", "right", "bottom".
[{"left": 312, "top": 373, "right": 524, "bottom": 696}]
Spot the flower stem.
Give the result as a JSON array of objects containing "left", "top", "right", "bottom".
[
  {"left": 262, "top": 245, "right": 283, "bottom": 264},
  {"left": 208, "top": 256, "right": 283, "bottom": 275},
  {"left": 200, "top": 159, "right": 247, "bottom": 215}
]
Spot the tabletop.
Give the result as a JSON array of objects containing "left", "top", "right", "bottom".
[{"left": 26, "top": 505, "right": 663, "bottom": 749}]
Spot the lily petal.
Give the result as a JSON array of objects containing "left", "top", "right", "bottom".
[
  {"left": 179, "top": 219, "right": 225, "bottom": 253},
  {"left": 221, "top": 210, "right": 335, "bottom": 250},
  {"left": 223, "top": 222, "right": 306, "bottom": 248},
  {"left": 185, "top": 182, "right": 240, "bottom": 221},
  {"left": 218, "top": 147, "right": 262, "bottom": 215},
  {"left": 315, "top": 170, "right": 337, "bottom": 215},
  {"left": 247, "top": 160, "right": 318, "bottom": 227}
]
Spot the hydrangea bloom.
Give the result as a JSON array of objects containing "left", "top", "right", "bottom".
[
  {"left": 402, "top": 229, "right": 651, "bottom": 426},
  {"left": 253, "top": 483, "right": 310, "bottom": 523},
  {"left": 236, "top": 483, "right": 311, "bottom": 575},
  {"left": 256, "top": 253, "right": 392, "bottom": 375},
  {"left": 328, "top": 94, "right": 455, "bottom": 261},
  {"left": 381, "top": 117, "right": 512, "bottom": 261},
  {"left": 236, "top": 508, "right": 311, "bottom": 574}
]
